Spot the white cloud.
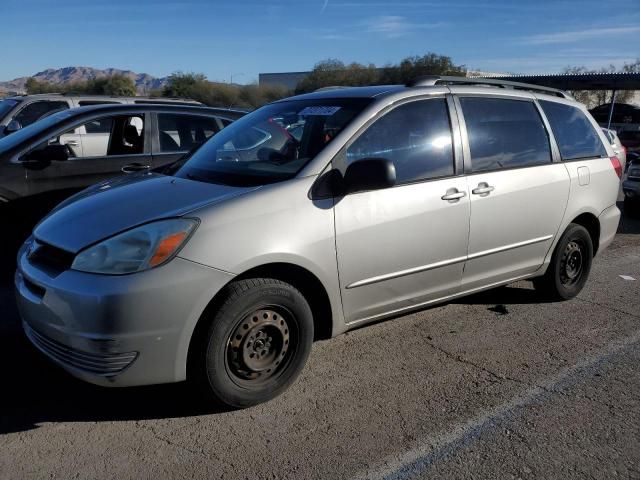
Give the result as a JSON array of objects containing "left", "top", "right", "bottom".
[
  {"left": 363, "top": 15, "right": 445, "bottom": 38},
  {"left": 523, "top": 26, "right": 640, "bottom": 45}
]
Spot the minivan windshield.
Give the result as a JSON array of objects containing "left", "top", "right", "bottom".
[{"left": 173, "top": 98, "right": 371, "bottom": 186}]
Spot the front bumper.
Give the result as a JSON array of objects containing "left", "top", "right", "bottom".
[{"left": 15, "top": 244, "right": 234, "bottom": 387}]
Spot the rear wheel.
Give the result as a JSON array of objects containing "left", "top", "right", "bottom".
[
  {"left": 190, "top": 278, "right": 313, "bottom": 408},
  {"left": 534, "top": 223, "right": 593, "bottom": 301}
]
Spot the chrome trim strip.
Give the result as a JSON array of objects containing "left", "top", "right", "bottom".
[
  {"left": 346, "top": 256, "right": 467, "bottom": 289},
  {"left": 466, "top": 235, "right": 553, "bottom": 260},
  {"left": 345, "top": 235, "right": 553, "bottom": 290}
]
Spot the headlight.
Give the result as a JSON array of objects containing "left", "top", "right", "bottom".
[{"left": 71, "top": 218, "right": 198, "bottom": 275}]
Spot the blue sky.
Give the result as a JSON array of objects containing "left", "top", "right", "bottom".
[{"left": 1, "top": 0, "right": 638, "bottom": 82}]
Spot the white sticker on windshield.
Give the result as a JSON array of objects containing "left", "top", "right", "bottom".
[{"left": 298, "top": 106, "right": 341, "bottom": 116}]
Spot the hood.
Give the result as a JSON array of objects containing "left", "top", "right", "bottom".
[{"left": 34, "top": 173, "right": 257, "bottom": 253}]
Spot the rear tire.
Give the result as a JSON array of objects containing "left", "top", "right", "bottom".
[
  {"left": 534, "top": 223, "right": 593, "bottom": 301},
  {"left": 190, "top": 278, "right": 314, "bottom": 409}
]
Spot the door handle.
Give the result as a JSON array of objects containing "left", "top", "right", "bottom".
[
  {"left": 441, "top": 188, "right": 467, "bottom": 202},
  {"left": 65, "top": 140, "right": 79, "bottom": 147},
  {"left": 121, "top": 163, "right": 151, "bottom": 174},
  {"left": 472, "top": 182, "right": 495, "bottom": 195}
]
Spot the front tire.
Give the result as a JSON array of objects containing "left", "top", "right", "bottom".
[
  {"left": 534, "top": 223, "right": 593, "bottom": 301},
  {"left": 191, "top": 278, "right": 314, "bottom": 408}
]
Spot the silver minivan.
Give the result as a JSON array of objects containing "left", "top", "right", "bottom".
[{"left": 15, "top": 77, "right": 622, "bottom": 408}]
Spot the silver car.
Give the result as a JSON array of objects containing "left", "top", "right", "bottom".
[
  {"left": 602, "top": 127, "right": 626, "bottom": 168},
  {"left": 15, "top": 77, "right": 622, "bottom": 408}
]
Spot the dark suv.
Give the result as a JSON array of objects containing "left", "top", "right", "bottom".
[
  {"left": 0, "top": 103, "right": 243, "bottom": 269},
  {"left": 0, "top": 94, "right": 203, "bottom": 139}
]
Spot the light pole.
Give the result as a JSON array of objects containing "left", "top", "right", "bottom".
[{"left": 230, "top": 72, "right": 245, "bottom": 84}]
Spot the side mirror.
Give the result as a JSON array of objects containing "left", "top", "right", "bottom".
[
  {"left": 4, "top": 120, "right": 22, "bottom": 134},
  {"left": 25, "top": 144, "right": 69, "bottom": 164},
  {"left": 343, "top": 157, "right": 396, "bottom": 194}
]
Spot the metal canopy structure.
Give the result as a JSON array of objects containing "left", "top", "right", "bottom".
[
  {"left": 479, "top": 73, "right": 640, "bottom": 130},
  {"left": 481, "top": 73, "right": 640, "bottom": 91}
]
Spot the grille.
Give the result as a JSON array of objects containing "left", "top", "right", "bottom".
[
  {"left": 24, "top": 323, "right": 138, "bottom": 377},
  {"left": 28, "top": 240, "right": 75, "bottom": 274}
]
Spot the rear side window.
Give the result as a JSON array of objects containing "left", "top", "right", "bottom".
[
  {"left": 539, "top": 100, "right": 607, "bottom": 160},
  {"left": 14, "top": 101, "right": 69, "bottom": 128},
  {"left": 157, "top": 114, "right": 220, "bottom": 153},
  {"left": 347, "top": 98, "right": 454, "bottom": 184},
  {"left": 459, "top": 97, "right": 551, "bottom": 172}
]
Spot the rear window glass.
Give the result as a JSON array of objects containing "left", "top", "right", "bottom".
[
  {"left": 459, "top": 97, "right": 551, "bottom": 172},
  {"left": 540, "top": 101, "right": 607, "bottom": 161}
]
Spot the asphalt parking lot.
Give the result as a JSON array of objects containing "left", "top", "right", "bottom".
[{"left": 1, "top": 207, "right": 639, "bottom": 480}]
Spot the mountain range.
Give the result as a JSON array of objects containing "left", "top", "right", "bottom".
[{"left": 0, "top": 67, "right": 169, "bottom": 94}]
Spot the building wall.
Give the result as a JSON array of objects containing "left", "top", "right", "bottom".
[{"left": 258, "top": 72, "right": 310, "bottom": 90}]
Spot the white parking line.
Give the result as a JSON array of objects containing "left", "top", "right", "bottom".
[{"left": 354, "top": 329, "right": 640, "bottom": 480}]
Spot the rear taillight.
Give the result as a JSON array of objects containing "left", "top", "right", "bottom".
[{"left": 610, "top": 156, "right": 622, "bottom": 179}]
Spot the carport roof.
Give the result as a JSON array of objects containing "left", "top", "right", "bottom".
[{"left": 480, "top": 73, "right": 640, "bottom": 91}]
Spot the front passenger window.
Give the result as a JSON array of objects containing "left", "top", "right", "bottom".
[{"left": 346, "top": 99, "right": 454, "bottom": 184}]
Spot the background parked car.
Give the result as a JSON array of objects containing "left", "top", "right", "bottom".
[
  {"left": 0, "top": 103, "right": 243, "bottom": 271},
  {"left": 590, "top": 103, "right": 640, "bottom": 133},
  {"left": 618, "top": 129, "right": 640, "bottom": 154},
  {"left": 623, "top": 152, "right": 640, "bottom": 216},
  {"left": 0, "top": 93, "right": 202, "bottom": 138},
  {"left": 602, "top": 127, "right": 627, "bottom": 169}
]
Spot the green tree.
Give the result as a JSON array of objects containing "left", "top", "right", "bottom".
[
  {"left": 379, "top": 53, "right": 467, "bottom": 84},
  {"left": 162, "top": 72, "right": 289, "bottom": 109},
  {"left": 26, "top": 74, "right": 136, "bottom": 96},
  {"left": 295, "top": 59, "right": 379, "bottom": 94},
  {"left": 162, "top": 72, "right": 209, "bottom": 99},
  {"left": 85, "top": 75, "right": 136, "bottom": 96},
  {"left": 295, "top": 53, "right": 467, "bottom": 93},
  {"left": 25, "top": 78, "right": 62, "bottom": 94}
]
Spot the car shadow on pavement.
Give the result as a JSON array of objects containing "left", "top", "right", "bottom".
[
  {"left": 452, "top": 284, "right": 551, "bottom": 307},
  {"left": 0, "top": 279, "right": 231, "bottom": 436}
]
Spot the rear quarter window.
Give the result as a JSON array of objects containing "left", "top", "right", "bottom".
[
  {"left": 459, "top": 97, "right": 551, "bottom": 172},
  {"left": 540, "top": 100, "right": 607, "bottom": 161}
]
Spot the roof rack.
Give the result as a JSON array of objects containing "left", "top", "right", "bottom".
[
  {"left": 314, "top": 86, "right": 349, "bottom": 92},
  {"left": 406, "top": 75, "right": 572, "bottom": 99}
]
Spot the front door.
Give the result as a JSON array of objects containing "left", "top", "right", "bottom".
[
  {"left": 25, "top": 113, "right": 151, "bottom": 201},
  {"left": 455, "top": 96, "right": 570, "bottom": 290},
  {"left": 334, "top": 97, "right": 470, "bottom": 324}
]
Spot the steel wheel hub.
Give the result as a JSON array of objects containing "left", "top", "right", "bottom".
[
  {"left": 227, "top": 308, "right": 291, "bottom": 382},
  {"left": 561, "top": 241, "right": 583, "bottom": 285}
]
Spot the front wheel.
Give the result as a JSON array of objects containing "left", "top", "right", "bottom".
[
  {"left": 190, "top": 278, "right": 314, "bottom": 408},
  {"left": 534, "top": 223, "right": 593, "bottom": 301}
]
